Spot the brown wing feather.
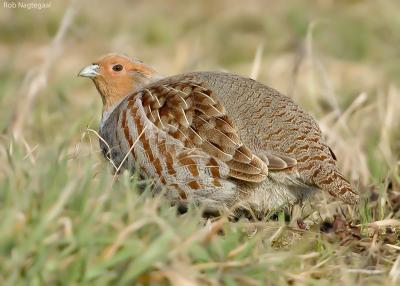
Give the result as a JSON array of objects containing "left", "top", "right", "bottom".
[{"left": 140, "top": 80, "right": 295, "bottom": 183}]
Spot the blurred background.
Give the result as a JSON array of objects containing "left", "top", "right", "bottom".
[
  {"left": 1, "top": 0, "right": 399, "bottom": 186},
  {"left": 0, "top": 0, "right": 400, "bottom": 183},
  {"left": 1, "top": 1, "right": 400, "bottom": 284}
]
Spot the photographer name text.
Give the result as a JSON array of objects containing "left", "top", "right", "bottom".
[{"left": 3, "top": 1, "right": 52, "bottom": 10}]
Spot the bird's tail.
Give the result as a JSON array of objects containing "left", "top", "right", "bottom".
[{"left": 314, "top": 166, "right": 359, "bottom": 204}]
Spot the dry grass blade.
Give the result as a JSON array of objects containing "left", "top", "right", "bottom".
[
  {"left": 102, "top": 219, "right": 150, "bottom": 259},
  {"left": 10, "top": 0, "right": 78, "bottom": 140},
  {"left": 44, "top": 181, "right": 77, "bottom": 226},
  {"left": 85, "top": 128, "right": 118, "bottom": 171},
  {"left": 114, "top": 124, "right": 148, "bottom": 176},
  {"left": 390, "top": 255, "right": 400, "bottom": 282},
  {"left": 163, "top": 269, "right": 199, "bottom": 286},
  {"left": 250, "top": 43, "right": 264, "bottom": 80}
]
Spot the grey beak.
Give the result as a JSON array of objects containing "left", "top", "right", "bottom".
[{"left": 78, "top": 64, "right": 100, "bottom": 78}]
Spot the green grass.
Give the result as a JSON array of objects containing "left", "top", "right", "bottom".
[
  {"left": 0, "top": 147, "right": 397, "bottom": 285},
  {"left": 0, "top": 0, "right": 400, "bottom": 285}
]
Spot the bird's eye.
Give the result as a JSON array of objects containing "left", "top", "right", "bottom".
[{"left": 112, "top": 64, "right": 123, "bottom": 72}]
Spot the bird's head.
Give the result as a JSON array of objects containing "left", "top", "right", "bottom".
[{"left": 79, "top": 53, "right": 161, "bottom": 114}]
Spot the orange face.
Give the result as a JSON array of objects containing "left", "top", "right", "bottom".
[{"left": 79, "top": 53, "right": 158, "bottom": 112}]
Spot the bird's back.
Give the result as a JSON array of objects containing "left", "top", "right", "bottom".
[
  {"left": 101, "top": 71, "right": 358, "bottom": 210},
  {"left": 147, "top": 71, "right": 358, "bottom": 204}
]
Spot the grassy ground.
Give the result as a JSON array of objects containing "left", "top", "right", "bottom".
[{"left": 0, "top": 0, "right": 399, "bottom": 285}]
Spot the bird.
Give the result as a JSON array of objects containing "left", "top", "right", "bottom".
[{"left": 78, "top": 53, "right": 359, "bottom": 215}]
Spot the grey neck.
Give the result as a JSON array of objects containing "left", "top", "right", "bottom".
[{"left": 99, "top": 98, "right": 125, "bottom": 130}]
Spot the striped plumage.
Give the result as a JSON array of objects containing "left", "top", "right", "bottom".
[{"left": 79, "top": 54, "right": 359, "bottom": 213}]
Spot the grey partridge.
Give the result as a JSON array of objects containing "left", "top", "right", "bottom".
[{"left": 79, "top": 53, "right": 359, "bottom": 213}]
